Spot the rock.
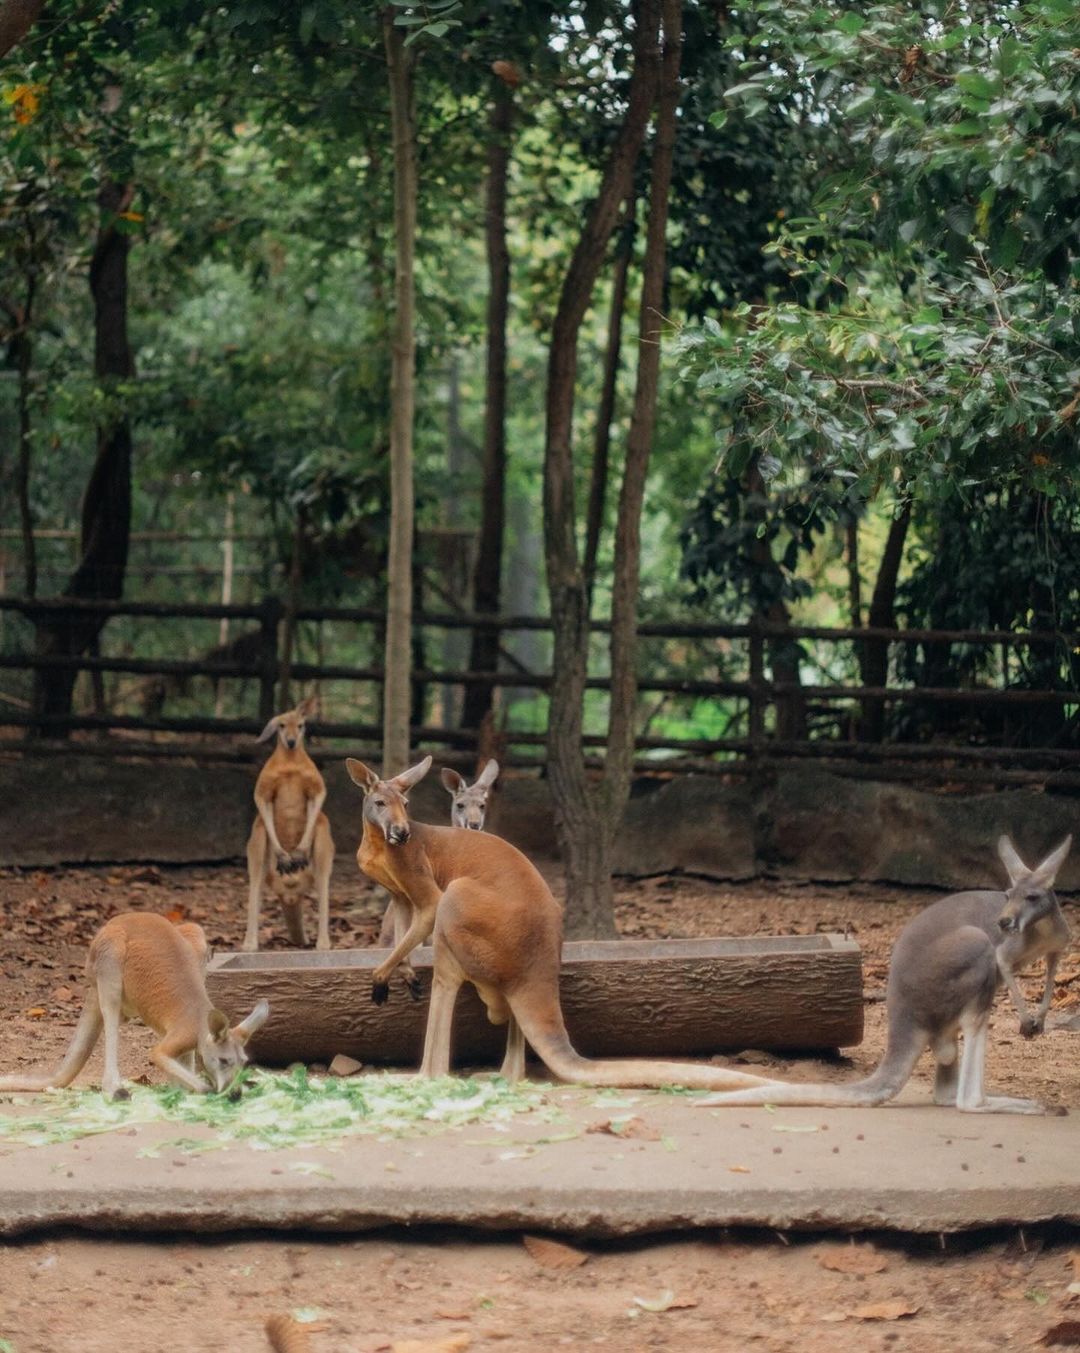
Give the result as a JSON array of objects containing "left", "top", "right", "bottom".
[{"left": 328, "top": 1054, "right": 363, "bottom": 1077}]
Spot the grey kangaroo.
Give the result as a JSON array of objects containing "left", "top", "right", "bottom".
[
  {"left": 376, "top": 759, "right": 499, "bottom": 948},
  {"left": 696, "top": 834, "right": 1072, "bottom": 1115}
]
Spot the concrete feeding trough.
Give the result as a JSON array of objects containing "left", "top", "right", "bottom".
[{"left": 206, "top": 934, "right": 864, "bottom": 1068}]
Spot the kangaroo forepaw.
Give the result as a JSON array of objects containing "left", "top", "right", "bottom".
[
  {"left": 1020, "top": 1014, "right": 1045, "bottom": 1039},
  {"left": 109, "top": 1086, "right": 131, "bottom": 1103},
  {"left": 372, "top": 979, "right": 389, "bottom": 1006},
  {"left": 405, "top": 973, "right": 423, "bottom": 1001}
]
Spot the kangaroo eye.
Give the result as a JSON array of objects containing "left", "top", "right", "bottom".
[
  {"left": 402, "top": 799, "right": 409, "bottom": 808},
  {"left": 373, "top": 798, "right": 385, "bottom": 807}
]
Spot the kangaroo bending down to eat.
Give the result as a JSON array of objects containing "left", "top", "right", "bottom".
[
  {"left": 0, "top": 912, "right": 269, "bottom": 1100},
  {"left": 376, "top": 758, "right": 500, "bottom": 948},
  {"left": 346, "top": 755, "right": 772, "bottom": 1091},
  {"left": 694, "top": 835, "right": 1073, "bottom": 1115},
  {"left": 245, "top": 695, "right": 334, "bottom": 951}
]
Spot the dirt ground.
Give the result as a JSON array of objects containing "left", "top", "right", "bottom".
[{"left": 1, "top": 861, "right": 1079, "bottom": 1352}]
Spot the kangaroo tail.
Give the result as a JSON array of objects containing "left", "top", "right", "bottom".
[
  {"left": 692, "top": 1026, "right": 925, "bottom": 1108},
  {"left": 509, "top": 989, "right": 780, "bottom": 1092},
  {"left": 0, "top": 999, "right": 103, "bottom": 1092},
  {"left": 280, "top": 896, "right": 307, "bottom": 948}
]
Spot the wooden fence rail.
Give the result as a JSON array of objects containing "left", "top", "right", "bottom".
[{"left": 1, "top": 595, "right": 1077, "bottom": 784}]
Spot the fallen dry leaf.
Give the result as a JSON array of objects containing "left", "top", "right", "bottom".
[
  {"left": 24, "top": 1007, "right": 46, "bottom": 1019},
  {"left": 434, "top": 1310, "right": 473, "bottom": 1321},
  {"left": 265, "top": 1313, "right": 314, "bottom": 1353},
  {"left": 1042, "top": 1323, "right": 1080, "bottom": 1347},
  {"left": 631, "top": 1290, "right": 698, "bottom": 1313},
  {"left": 851, "top": 1300, "right": 920, "bottom": 1322},
  {"left": 586, "top": 1115, "right": 661, "bottom": 1141},
  {"left": 391, "top": 1337, "right": 470, "bottom": 1353},
  {"left": 50, "top": 985, "right": 75, "bottom": 1003},
  {"left": 816, "top": 1244, "right": 889, "bottom": 1276},
  {"left": 728, "top": 1165, "right": 751, "bottom": 1174},
  {"left": 522, "top": 1235, "right": 589, "bottom": 1270}
]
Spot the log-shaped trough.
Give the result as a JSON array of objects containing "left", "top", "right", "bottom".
[{"left": 206, "top": 934, "right": 864, "bottom": 1068}]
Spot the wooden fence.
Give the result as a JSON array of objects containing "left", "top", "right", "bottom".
[{"left": 0, "top": 595, "right": 1078, "bottom": 788}]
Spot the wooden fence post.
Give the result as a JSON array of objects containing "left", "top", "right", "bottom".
[
  {"left": 258, "top": 596, "right": 282, "bottom": 725},
  {"left": 748, "top": 617, "right": 764, "bottom": 760}
]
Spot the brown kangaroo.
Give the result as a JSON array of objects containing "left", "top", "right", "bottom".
[
  {"left": 346, "top": 755, "right": 772, "bottom": 1090},
  {"left": 695, "top": 835, "right": 1073, "bottom": 1115},
  {"left": 245, "top": 695, "right": 334, "bottom": 951},
  {"left": 0, "top": 912, "right": 269, "bottom": 1100},
  {"left": 376, "top": 758, "right": 500, "bottom": 948}
]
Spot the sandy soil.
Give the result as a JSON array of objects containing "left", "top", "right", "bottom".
[{"left": 1, "top": 862, "right": 1079, "bottom": 1353}]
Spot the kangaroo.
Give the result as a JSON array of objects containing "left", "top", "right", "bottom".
[
  {"left": 245, "top": 695, "right": 334, "bottom": 951},
  {"left": 694, "top": 835, "right": 1073, "bottom": 1115},
  {"left": 346, "top": 755, "right": 773, "bottom": 1091},
  {"left": 0, "top": 912, "right": 269, "bottom": 1100},
  {"left": 375, "top": 759, "right": 500, "bottom": 948}
]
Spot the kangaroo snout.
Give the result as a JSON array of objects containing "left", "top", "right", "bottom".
[
  {"left": 388, "top": 825, "right": 411, "bottom": 845},
  {"left": 999, "top": 912, "right": 1019, "bottom": 933}
]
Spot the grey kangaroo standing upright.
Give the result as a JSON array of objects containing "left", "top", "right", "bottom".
[{"left": 697, "top": 835, "right": 1072, "bottom": 1115}]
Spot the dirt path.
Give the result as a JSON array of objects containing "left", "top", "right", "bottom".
[{"left": 1, "top": 863, "right": 1078, "bottom": 1352}]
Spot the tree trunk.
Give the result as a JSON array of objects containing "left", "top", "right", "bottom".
[
  {"left": 0, "top": 0, "right": 44, "bottom": 59},
  {"left": 278, "top": 508, "right": 304, "bottom": 707},
  {"left": 14, "top": 259, "right": 36, "bottom": 598},
  {"left": 846, "top": 518, "right": 861, "bottom": 629},
  {"left": 381, "top": 12, "right": 417, "bottom": 776},
  {"left": 583, "top": 194, "right": 635, "bottom": 610},
  {"left": 605, "top": 0, "right": 683, "bottom": 834},
  {"left": 747, "top": 461, "right": 806, "bottom": 741},
  {"left": 543, "top": 0, "right": 662, "bottom": 938},
  {"left": 857, "top": 500, "right": 912, "bottom": 742},
  {"left": 463, "top": 82, "right": 514, "bottom": 731},
  {"left": 33, "top": 173, "right": 135, "bottom": 731}
]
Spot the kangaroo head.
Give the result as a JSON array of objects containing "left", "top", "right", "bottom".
[
  {"left": 441, "top": 759, "right": 499, "bottom": 831},
  {"left": 997, "top": 834, "right": 1072, "bottom": 934},
  {"left": 257, "top": 696, "right": 317, "bottom": 751},
  {"left": 345, "top": 755, "right": 432, "bottom": 846},
  {"left": 197, "top": 1000, "right": 270, "bottom": 1093}
]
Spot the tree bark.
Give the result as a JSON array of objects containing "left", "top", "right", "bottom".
[
  {"left": 846, "top": 517, "right": 861, "bottom": 629},
  {"left": 747, "top": 461, "right": 806, "bottom": 741},
  {"left": 0, "top": 0, "right": 43, "bottom": 59},
  {"left": 583, "top": 194, "right": 636, "bottom": 610},
  {"left": 381, "top": 11, "right": 417, "bottom": 776},
  {"left": 32, "top": 173, "right": 134, "bottom": 730},
  {"left": 605, "top": 0, "right": 683, "bottom": 834},
  {"left": 543, "top": 0, "right": 662, "bottom": 938},
  {"left": 463, "top": 81, "right": 514, "bottom": 730},
  {"left": 857, "top": 500, "right": 912, "bottom": 742},
  {"left": 14, "top": 257, "right": 36, "bottom": 598}
]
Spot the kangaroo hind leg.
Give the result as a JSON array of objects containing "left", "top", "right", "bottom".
[
  {"left": 94, "top": 948, "right": 128, "bottom": 1101},
  {"left": 956, "top": 1013, "right": 1043, "bottom": 1114}
]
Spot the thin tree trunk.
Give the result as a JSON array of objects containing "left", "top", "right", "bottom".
[
  {"left": 33, "top": 171, "right": 135, "bottom": 731},
  {"left": 584, "top": 194, "right": 635, "bottom": 611},
  {"left": 278, "top": 508, "right": 304, "bottom": 707},
  {"left": 214, "top": 491, "right": 235, "bottom": 717},
  {"left": 605, "top": 0, "right": 683, "bottom": 839},
  {"left": 846, "top": 518, "right": 861, "bottom": 629},
  {"left": 463, "top": 81, "right": 514, "bottom": 731},
  {"left": 857, "top": 500, "right": 912, "bottom": 742},
  {"left": 14, "top": 257, "right": 36, "bottom": 598},
  {"left": 747, "top": 460, "right": 806, "bottom": 741},
  {"left": 543, "top": 0, "right": 661, "bottom": 938},
  {"left": 381, "top": 11, "right": 417, "bottom": 776}
]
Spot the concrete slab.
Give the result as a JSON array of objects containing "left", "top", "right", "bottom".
[{"left": 2, "top": 1086, "right": 1077, "bottom": 1239}]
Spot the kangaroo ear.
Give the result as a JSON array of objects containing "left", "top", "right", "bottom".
[
  {"left": 208, "top": 1008, "right": 230, "bottom": 1042},
  {"left": 345, "top": 758, "right": 379, "bottom": 793},
  {"left": 441, "top": 767, "right": 465, "bottom": 794},
  {"left": 257, "top": 717, "right": 279, "bottom": 743},
  {"left": 296, "top": 695, "right": 318, "bottom": 719},
  {"left": 998, "top": 835, "right": 1029, "bottom": 887},
  {"left": 1032, "top": 834, "right": 1072, "bottom": 887},
  {"left": 394, "top": 754, "right": 433, "bottom": 791},
  {"left": 477, "top": 758, "right": 499, "bottom": 788},
  {"left": 233, "top": 999, "right": 270, "bottom": 1044}
]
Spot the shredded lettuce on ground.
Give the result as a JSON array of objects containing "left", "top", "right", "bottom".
[{"left": 0, "top": 1067, "right": 556, "bottom": 1153}]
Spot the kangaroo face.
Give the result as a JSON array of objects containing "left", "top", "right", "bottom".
[
  {"left": 198, "top": 1001, "right": 270, "bottom": 1092},
  {"left": 441, "top": 760, "right": 499, "bottom": 832},
  {"left": 346, "top": 755, "right": 433, "bottom": 846},
  {"left": 257, "top": 696, "right": 317, "bottom": 751},
  {"left": 997, "top": 833, "right": 1072, "bottom": 935}
]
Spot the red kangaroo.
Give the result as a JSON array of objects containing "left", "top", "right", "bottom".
[
  {"left": 0, "top": 912, "right": 269, "bottom": 1100},
  {"left": 347, "top": 756, "right": 772, "bottom": 1090},
  {"left": 245, "top": 695, "right": 334, "bottom": 951}
]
